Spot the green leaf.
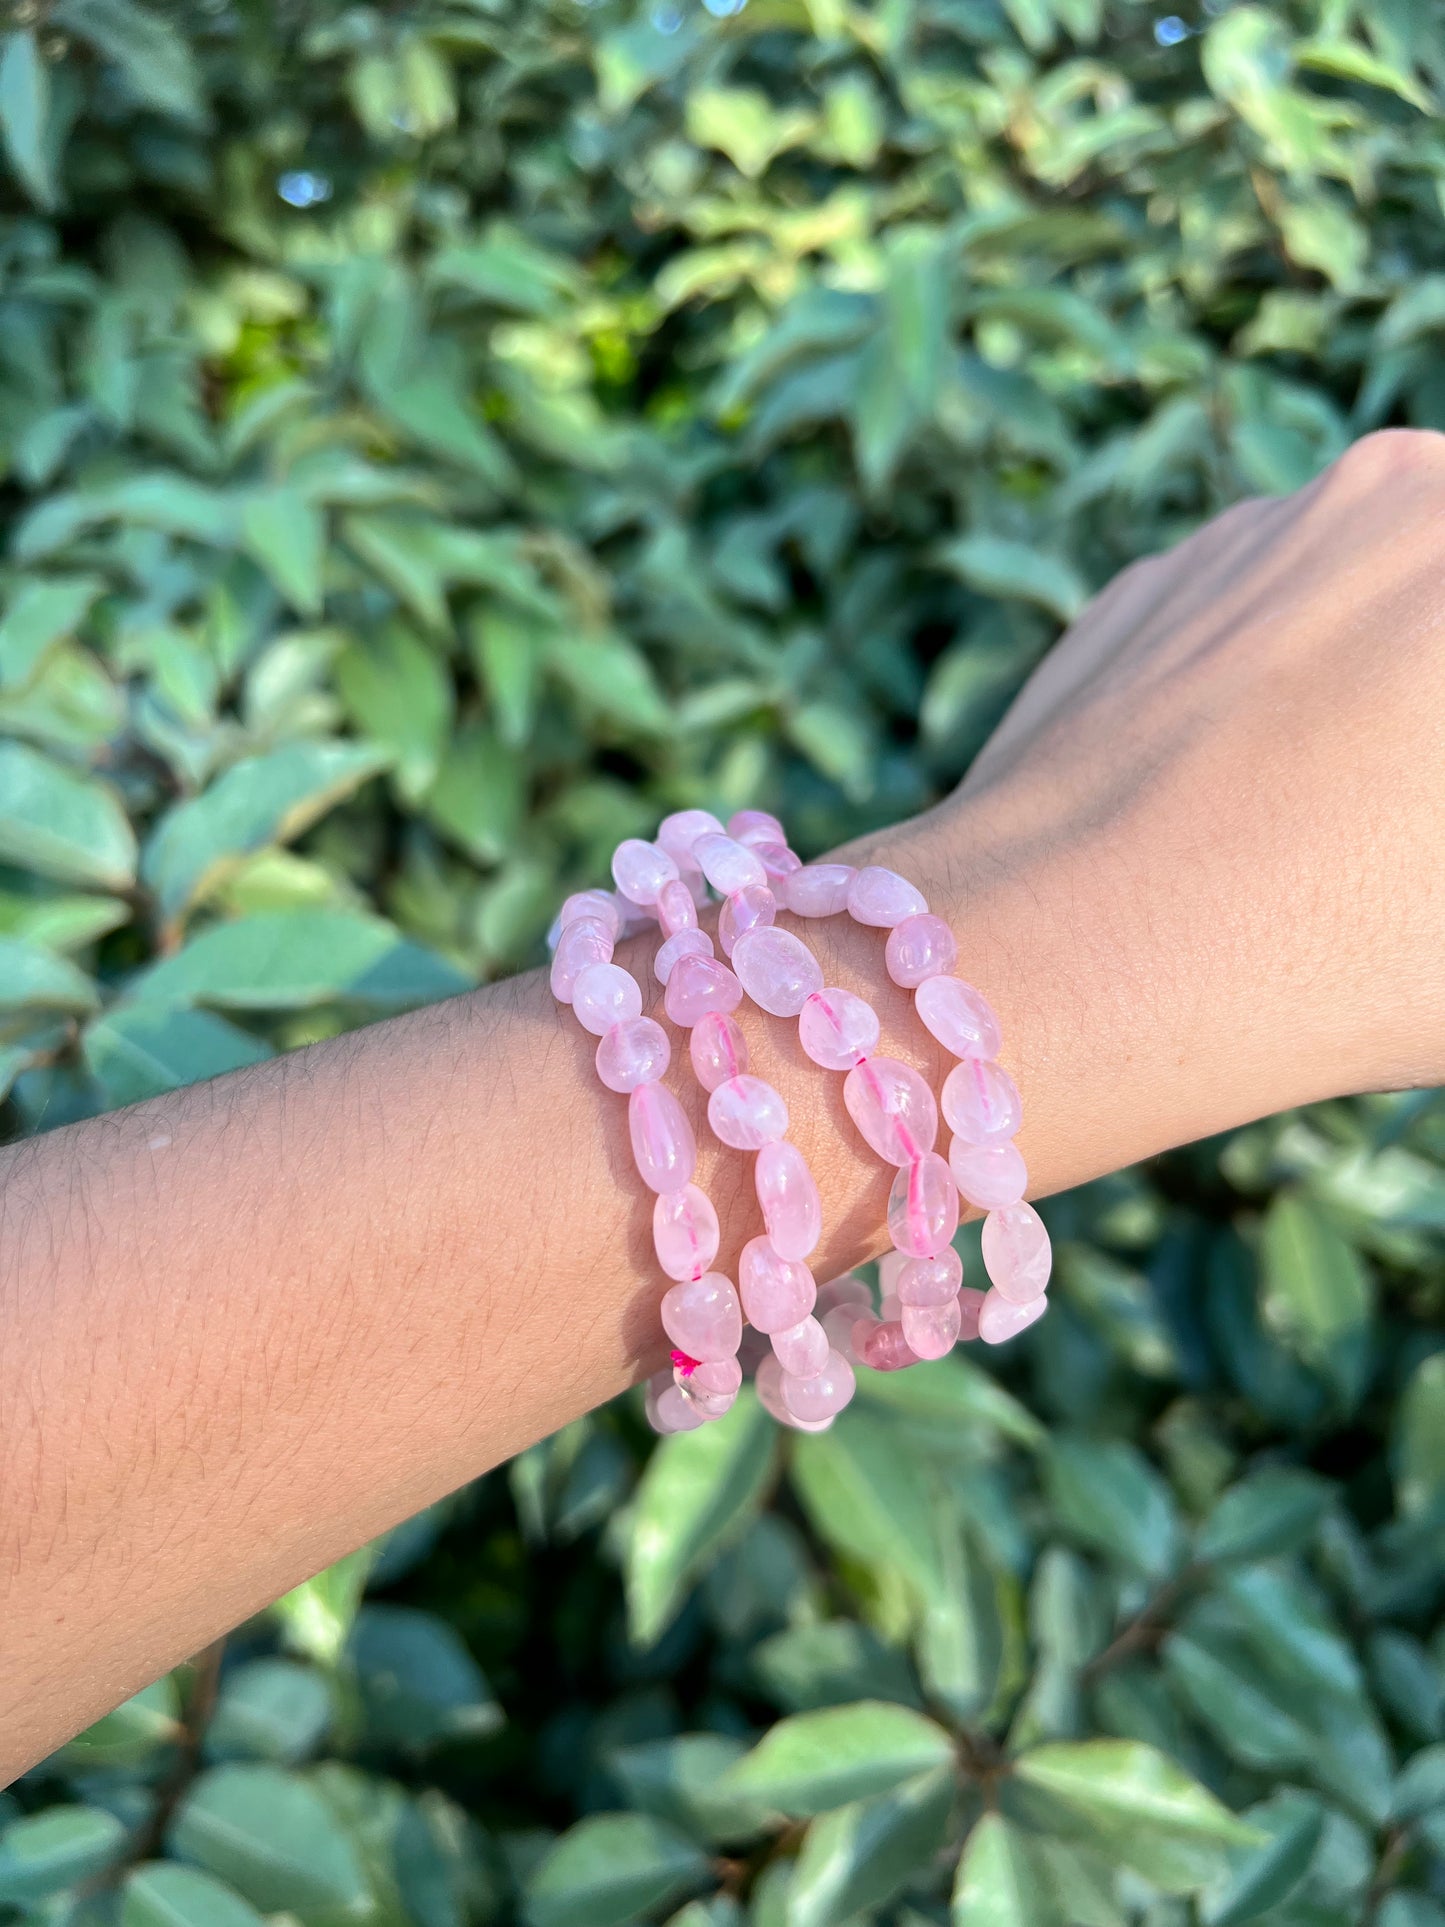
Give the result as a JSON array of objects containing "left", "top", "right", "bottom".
[
  {"left": 52, "top": 0, "right": 207, "bottom": 122},
  {"left": 240, "top": 488, "right": 326, "bottom": 617},
  {"left": 1202, "top": 1789, "right": 1325, "bottom": 1927},
  {"left": 57, "top": 1677, "right": 182, "bottom": 1769},
  {"left": 0, "top": 890, "right": 128, "bottom": 952},
  {"left": 1043, "top": 1432, "right": 1180, "bottom": 1578},
  {"left": 0, "top": 575, "right": 104, "bottom": 689},
  {"left": 204, "top": 1661, "right": 332, "bottom": 1766},
  {"left": 0, "top": 936, "right": 97, "bottom": 1014},
  {"left": 723, "top": 1701, "right": 953, "bottom": 1817},
  {"left": 1196, "top": 1468, "right": 1332, "bottom": 1566},
  {"left": 347, "top": 1604, "right": 503, "bottom": 1749},
  {"left": 1259, "top": 1194, "right": 1374, "bottom": 1404},
  {"left": 1395, "top": 1351, "right": 1445, "bottom": 1518},
  {"left": 787, "top": 1768, "right": 954, "bottom": 1927},
  {"left": 1379, "top": 1897, "right": 1445, "bottom": 1927},
  {"left": 751, "top": 1619, "right": 921, "bottom": 1715},
  {"left": 0, "top": 741, "right": 137, "bottom": 890},
  {"left": 627, "top": 1388, "right": 775, "bottom": 1646},
  {"left": 122, "top": 1862, "right": 268, "bottom": 1927},
  {"left": 545, "top": 632, "right": 670, "bottom": 736},
  {"left": 938, "top": 534, "right": 1088, "bottom": 623},
  {"left": 952, "top": 1813, "right": 1064, "bottom": 1927},
  {"left": 0, "top": 30, "right": 56, "bottom": 209},
  {"left": 335, "top": 623, "right": 453, "bottom": 804},
  {"left": 168, "top": 1765, "right": 368, "bottom": 1915},
  {"left": 0, "top": 1807, "right": 126, "bottom": 1904},
  {"left": 790, "top": 1407, "right": 945, "bottom": 1601},
  {"left": 424, "top": 721, "right": 524, "bottom": 867},
  {"left": 84, "top": 1004, "right": 271, "bottom": 1107},
  {"left": 273, "top": 1547, "right": 374, "bottom": 1665},
  {"left": 1393, "top": 1744, "right": 1445, "bottom": 1823},
  {"left": 608, "top": 1734, "right": 774, "bottom": 1845},
  {"left": 524, "top": 1813, "right": 709, "bottom": 1927}
]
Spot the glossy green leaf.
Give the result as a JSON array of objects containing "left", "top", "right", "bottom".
[
  {"left": 608, "top": 1734, "right": 773, "bottom": 1845},
  {"left": 0, "top": 936, "right": 97, "bottom": 1014},
  {"left": 240, "top": 488, "right": 326, "bottom": 617},
  {"left": 1259, "top": 1193, "right": 1374, "bottom": 1403},
  {"left": 0, "top": 575, "right": 103, "bottom": 689},
  {"left": 121, "top": 1862, "right": 268, "bottom": 1927},
  {"left": 204, "top": 1660, "right": 332, "bottom": 1766},
  {"left": 1043, "top": 1433, "right": 1180, "bottom": 1578},
  {"left": 84, "top": 1004, "right": 271, "bottom": 1107},
  {"left": 952, "top": 1812, "right": 1064, "bottom": 1927},
  {"left": 347, "top": 1604, "right": 502, "bottom": 1750},
  {"left": 0, "top": 1807, "right": 126, "bottom": 1903},
  {"left": 1202, "top": 1789, "right": 1326, "bottom": 1927},
  {"left": 335, "top": 624, "right": 453, "bottom": 803},
  {"left": 938, "top": 534, "right": 1088, "bottom": 623},
  {"left": 168, "top": 1764, "right": 368, "bottom": 1914},
  {"left": 787, "top": 1768, "right": 954, "bottom": 1927},
  {"left": 790, "top": 1407, "right": 945, "bottom": 1600},
  {"left": 52, "top": 0, "right": 207, "bottom": 122},
  {"left": 524, "top": 1813, "right": 708, "bottom": 1927},
  {"left": 0, "top": 741, "right": 136, "bottom": 889},
  {"left": 723, "top": 1701, "right": 952, "bottom": 1817},
  {"left": 0, "top": 30, "right": 55, "bottom": 208},
  {"left": 1196, "top": 1468, "right": 1332, "bottom": 1566},
  {"left": 1395, "top": 1352, "right": 1445, "bottom": 1518},
  {"left": 130, "top": 911, "right": 469, "bottom": 1011}
]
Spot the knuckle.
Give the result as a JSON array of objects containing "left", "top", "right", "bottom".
[{"left": 1332, "top": 426, "right": 1445, "bottom": 488}]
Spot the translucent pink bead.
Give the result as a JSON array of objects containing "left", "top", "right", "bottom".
[
  {"left": 717, "top": 883, "right": 776, "bottom": 959},
  {"left": 782, "top": 1350, "right": 855, "bottom": 1423},
  {"left": 756, "top": 1352, "right": 833, "bottom": 1431},
  {"left": 689, "top": 1012, "right": 749, "bottom": 1092},
  {"left": 559, "top": 889, "right": 623, "bottom": 939},
  {"left": 901, "top": 1296, "right": 961, "bottom": 1360},
  {"left": 653, "top": 1382, "right": 704, "bottom": 1432},
  {"left": 656, "top": 877, "right": 698, "bottom": 937},
  {"left": 628, "top": 1082, "right": 697, "bottom": 1193},
  {"left": 612, "top": 838, "right": 679, "bottom": 906},
  {"left": 847, "top": 865, "right": 928, "bottom": 927},
  {"left": 728, "top": 809, "right": 786, "bottom": 847},
  {"left": 880, "top": 1292, "right": 902, "bottom": 1322},
  {"left": 754, "top": 842, "right": 802, "bottom": 882},
  {"left": 878, "top": 1249, "right": 908, "bottom": 1297},
  {"left": 897, "top": 1248, "right": 963, "bottom": 1306},
  {"left": 754, "top": 1141, "right": 822, "bottom": 1260},
  {"left": 596, "top": 1016, "right": 670, "bottom": 1092},
  {"left": 572, "top": 962, "right": 643, "bottom": 1035},
  {"left": 739, "top": 1236, "right": 816, "bottom": 1332},
  {"left": 858, "top": 1318, "right": 919, "bottom": 1372},
  {"left": 771, "top": 1314, "right": 830, "bottom": 1378},
  {"left": 950, "top": 1138, "right": 1027, "bottom": 1210},
  {"left": 732, "top": 925, "right": 824, "bottom": 1017},
  {"left": 661, "top": 1270, "right": 741, "bottom": 1362},
  {"left": 664, "top": 952, "right": 743, "bottom": 1027},
  {"left": 550, "top": 917, "right": 613, "bottom": 1002},
  {"left": 653, "top": 1182, "right": 721, "bottom": 1281},
  {"left": 694, "top": 832, "right": 766, "bottom": 895},
  {"left": 886, "top": 914, "right": 958, "bottom": 988},
  {"left": 797, "top": 987, "right": 880, "bottom": 1070},
  {"left": 657, "top": 808, "right": 724, "bottom": 870},
  {"left": 981, "top": 1201, "right": 1052, "bottom": 1303},
  {"left": 887, "top": 1152, "right": 960, "bottom": 1259},
  {"left": 654, "top": 928, "right": 714, "bottom": 985},
  {"left": 979, "top": 1288, "right": 1047, "bottom": 1345},
  {"left": 815, "top": 1272, "right": 873, "bottom": 1316},
  {"left": 914, "top": 976, "right": 1002, "bottom": 1060},
  {"left": 822, "top": 1305, "right": 865, "bottom": 1365},
  {"left": 785, "top": 863, "right": 856, "bottom": 917},
  {"left": 843, "top": 1056, "right": 938, "bottom": 1164},
  {"left": 941, "top": 1058, "right": 1022, "bottom": 1144},
  {"left": 957, "top": 1287, "right": 987, "bottom": 1341},
  {"left": 708, "top": 1074, "right": 789, "bottom": 1150},
  {"left": 682, "top": 1356, "right": 742, "bottom": 1418}
]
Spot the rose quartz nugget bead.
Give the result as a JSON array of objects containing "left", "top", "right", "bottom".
[
  {"left": 708, "top": 1075, "right": 789, "bottom": 1150},
  {"left": 957, "top": 1287, "right": 987, "bottom": 1341},
  {"left": 843, "top": 1056, "right": 938, "bottom": 1164},
  {"left": 653, "top": 1183, "right": 721, "bottom": 1282},
  {"left": 550, "top": 917, "right": 613, "bottom": 1002},
  {"left": 754, "top": 1140, "right": 822, "bottom": 1260},
  {"left": 727, "top": 808, "right": 785, "bottom": 847},
  {"left": 785, "top": 863, "right": 856, "bottom": 917},
  {"left": 847, "top": 865, "right": 928, "bottom": 928},
  {"left": 596, "top": 1016, "right": 670, "bottom": 1093},
  {"left": 816, "top": 1272, "right": 873, "bottom": 1316},
  {"left": 559, "top": 888, "right": 623, "bottom": 939},
  {"left": 941, "top": 1058, "right": 1023, "bottom": 1144},
  {"left": 656, "top": 877, "right": 698, "bottom": 936},
  {"left": 732, "top": 925, "right": 824, "bottom": 1018},
  {"left": 782, "top": 1350, "right": 855, "bottom": 1424},
  {"left": 981, "top": 1201, "right": 1052, "bottom": 1303},
  {"left": 886, "top": 914, "right": 958, "bottom": 989},
  {"left": 901, "top": 1296, "right": 962, "bottom": 1361},
  {"left": 694, "top": 832, "right": 767, "bottom": 895},
  {"left": 950, "top": 1138, "right": 1028, "bottom": 1210},
  {"left": 682, "top": 1356, "right": 742, "bottom": 1418},
  {"left": 887, "top": 1152, "right": 960, "bottom": 1259},
  {"left": 654, "top": 1383, "right": 705, "bottom": 1432},
  {"left": 664, "top": 952, "right": 743, "bottom": 1027},
  {"left": 878, "top": 1249, "right": 908, "bottom": 1296},
  {"left": 797, "top": 987, "right": 880, "bottom": 1071},
  {"left": 571, "top": 961, "right": 643, "bottom": 1036},
  {"left": 979, "top": 1288, "right": 1048, "bottom": 1345},
  {"left": 822, "top": 1305, "right": 865, "bottom": 1365},
  {"left": 755, "top": 842, "right": 802, "bottom": 882},
  {"left": 717, "top": 882, "right": 776, "bottom": 959},
  {"left": 914, "top": 976, "right": 1003, "bottom": 1061},
  {"left": 657, "top": 808, "right": 724, "bottom": 870},
  {"left": 628, "top": 1082, "right": 697, "bottom": 1193},
  {"left": 612, "top": 837, "right": 679, "bottom": 907},
  {"left": 654, "top": 928, "right": 714, "bottom": 985},
  {"left": 661, "top": 1270, "right": 742, "bottom": 1362},
  {"left": 858, "top": 1318, "right": 920, "bottom": 1372},
  {"left": 689, "top": 1011, "right": 749, "bottom": 1092},
  {"left": 771, "top": 1314, "right": 830, "bottom": 1378},
  {"left": 756, "top": 1353, "right": 833, "bottom": 1432},
  {"left": 739, "top": 1236, "right": 816, "bottom": 1332},
  {"left": 897, "top": 1248, "right": 963, "bottom": 1307}
]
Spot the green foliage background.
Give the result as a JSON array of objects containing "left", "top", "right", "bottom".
[{"left": 2, "top": 0, "right": 1445, "bottom": 1921}]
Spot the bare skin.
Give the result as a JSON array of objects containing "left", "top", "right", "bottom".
[{"left": 3, "top": 428, "right": 1444, "bottom": 1784}]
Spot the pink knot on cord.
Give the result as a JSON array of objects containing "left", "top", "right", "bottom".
[{"left": 669, "top": 1348, "right": 702, "bottom": 1377}]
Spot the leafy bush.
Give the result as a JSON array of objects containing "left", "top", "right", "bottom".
[{"left": 2, "top": 0, "right": 1444, "bottom": 1922}]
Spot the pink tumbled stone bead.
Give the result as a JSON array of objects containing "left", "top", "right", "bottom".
[
  {"left": 653, "top": 1382, "right": 705, "bottom": 1432},
  {"left": 901, "top": 1296, "right": 962, "bottom": 1361},
  {"left": 979, "top": 1288, "right": 1048, "bottom": 1345},
  {"left": 657, "top": 808, "right": 725, "bottom": 870},
  {"left": 822, "top": 1304, "right": 866, "bottom": 1365},
  {"left": 694, "top": 832, "right": 767, "bottom": 895},
  {"left": 754, "top": 1140, "right": 822, "bottom": 1260},
  {"left": 728, "top": 809, "right": 786, "bottom": 847},
  {"left": 628, "top": 1082, "right": 697, "bottom": 1193},
  {"left": 957, "top": 1287, "right": 987, "bottom": 1341},
  {"left": 756, "top": 1352, "right": 833, "bottom": 1431},
  {"left": 653, "top": 1182, "right": 721, "bottom": 1282},
  {"left": 656, "top": 877, "right": 699, "bottom": 937},
  {"left": 661, "top": 1270, "right": 742, "bottom": 1362},
  {"left": 878, "top": 1249, "right": 908, "bottom": 1296},
  {"left": 689, "top": 1011, "right": 749, "bottom": 1092},
  {"left": 858, "top": 1318, "right": 920, "bottom": 1372},
  {"left": 571, "top": 961, "right": 642, "bottom": 1036},
  {"left": 664, "top": 952, "right": 743, "bottom": 1027},
  {"left": 612, "top": 838, "right": 679, "bottom": 907},
  {"left": 981, "top": 1201, "right": 1052, "bottom": 1303},
  {"left": 771, "top": 1314, "right": 830, "bottom": 1378},
  {"left": 843, "top": 1056, "right": 938, "bottom": 1164},
  {"left": 754, "top": 842, "right": 802, "bottom": 882},
  {"left": 654, "top": 928, "right": 714, "bottom": 985},
  {"left": 914, "top": 976, "right": 1003, "bottom": 1060},
  {"left": 559, "top": 889, "right": 623, "bottom": 939},
  {"left": 785, "top": 863, "right": 856, "bottom": 917},
  {"left": 942, "top": 1058, "right": 1023, "bottom": 1144},
  {"left": 596, "top": 1016, "right": 670, "bottom": 1092},
  {"left": 847, "top": 865, "right": 928, "bottom": 928},
  {"left": 797, "top": 987, "right": 880, "bottom": 1070},
  {"left": 782, "top": 1350, "right": 855, "bottom": 1424},
  {"left": 886, "top": 913, "right": 959, "bottom": 988},
  {"left": 950, "top": 1138, "right": 1028, "bottom": 1210},
  {"left": 897, "top": 1248, "right": 963, "bottom": 1307},
  {"left": 682, "top": 1355, "right": 742, "bottom": 1418},
  {"left": 717, "top": 883, "right": 776, "bottom": 959},
  {"left": 816, "top": 1272, "right": 873, "bottom": 1316},
  {"left": 887, "top": 1152, "right": 960, "bottom": 1259},
  {"left": 739, "top": 1236, "right": 816, "bottom": 1332},
  {"left": 550, "top": 916, "right": 614, "bottom": 1002},
  {"left": 708, "top": 1074, "right": 789, "bottom": 1150},
  {"left": 732, "top": 925, "right": 824, "bottom": 1017}
]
